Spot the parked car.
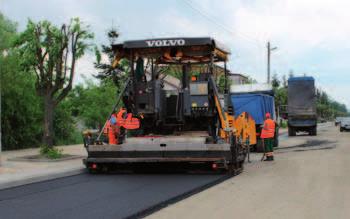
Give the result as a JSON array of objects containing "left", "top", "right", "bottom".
[
  {"left": 340, "top": 117, "right": 350, "bottom": 132},
  {"left": 335, "top": 117, "right": 343, "bottom": 126}
]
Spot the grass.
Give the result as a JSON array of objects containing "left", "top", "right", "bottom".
[
  {"left": 279, "top": 120, "right": 288, "bottom": 128},
  {"left": 39, "top": 145, "right": 64, "bottom": 159}
]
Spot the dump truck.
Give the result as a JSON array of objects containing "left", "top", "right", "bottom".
[
  {"left": 230, "top": 83, "right": 279, "bottom": 152},
  {"left": 287, "top": 76, "right": 317, "bottom": 136},
  {"left": 83, "top": 37, "right": 257, "bottom": 174}
]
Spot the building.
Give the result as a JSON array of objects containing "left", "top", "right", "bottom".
[{"left": 229, "top": 73, "right": 250, "bottom": 85}]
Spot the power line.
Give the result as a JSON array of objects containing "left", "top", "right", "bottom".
[
  {"left": 179, "top": 0, "right": 267, "bottom": 80},
  {"left": 180, "top": 0, "right": 263, "bottom": 48}
]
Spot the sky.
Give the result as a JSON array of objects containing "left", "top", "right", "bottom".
[{"left": 1, "top": 0, "right": 349, "bottom": 108}]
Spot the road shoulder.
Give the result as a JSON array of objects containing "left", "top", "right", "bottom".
[{"left": 0, "top": 144, "right": 86, "bottom": 190}]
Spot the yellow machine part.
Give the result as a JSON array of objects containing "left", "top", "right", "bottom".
[
  {"left": 233, "top": 112, "right": 257, "bottom": 145},
  {"left": 213, "top": 91, "right": 256, "bottom": 145}
]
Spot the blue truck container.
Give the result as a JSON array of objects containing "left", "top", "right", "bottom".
[
  {"left": 230, "top": 92, "right": 278, "bottom": 151},
  {"left": 231, "top": 94, "right": 275, "bottom": 125}
]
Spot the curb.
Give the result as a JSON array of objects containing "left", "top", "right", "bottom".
[
  {"left": 0, "top": 168, "right": 86, "bottom": 190},
  {"left": 8, "top": 155, "right": 85, "bottom": 162}
]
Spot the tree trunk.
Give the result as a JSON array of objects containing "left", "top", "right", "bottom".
[{"left": 43, "top": 95, "right": 54, "bottom": 147}]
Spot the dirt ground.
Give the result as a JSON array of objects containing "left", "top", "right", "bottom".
[{"left": 148, "top": 123, "right": 350, "bottom": 219}]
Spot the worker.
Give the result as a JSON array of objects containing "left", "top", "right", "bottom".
[
  {"left": 261, "top": 112, "right": 275, "bottom": 161},
  {"left": 116, "top": 108, "right": 140, "bottom": 130},
  {"left": 103, "top": 113, "right": 120, "bottom": 145}
]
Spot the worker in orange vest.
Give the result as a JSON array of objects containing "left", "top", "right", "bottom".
[
  {"left": 116, "top": 108, "right": 140, "bottom": 130},
  {"left": 103, "top": 113, "right": 120, "bottom": 145},
  {"left": 261, "top": 112, "right": 276, "bottom": 161}
]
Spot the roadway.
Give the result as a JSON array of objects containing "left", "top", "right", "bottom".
[
  {"left": 0, "top": 172, "right": 225, "bottom": 219},
  {"left": 0, "top": 123, "right": 344, "bottom": 219}
]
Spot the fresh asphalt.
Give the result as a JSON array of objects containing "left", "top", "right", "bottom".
[{"left": 0, "top": 173, "right": 226, "bottom": 219}]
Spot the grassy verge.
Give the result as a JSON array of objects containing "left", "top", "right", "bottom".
[{"left": 39, "top": 145, "right": 64, "bottom": 159}]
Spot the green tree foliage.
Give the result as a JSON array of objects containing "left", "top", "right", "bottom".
[
  {"left": 316, "top": 88, "right": 348, "bottom": 119},
  {"left": 1, "top": 13, "right": 43, "bottom": 149},
  {"left": 271, "top": 74, "right": 287, "bottom": 110},
  {"left": 68, "top": 79, "right": 118, "bottom": 129},
  {"left": 1, "top": 14, "right": 86, "bottom": 150},
  {"left": 271, "top": 73, "right": 280, "bottom": 88},
  {"left": 14, "top": 18, "right": 94, "bottom": 146},
  {"left": 1, "top": 56, "right": 44, "bottom": 149},
  {"left": 94, "top": 28, "right": 129, "bottom": 86},
  {"left": 53, "top": 99, "right": 82, "bottom": 145},
  {"left": 0, "top": 13, "right": 16, "bottom": 51}
]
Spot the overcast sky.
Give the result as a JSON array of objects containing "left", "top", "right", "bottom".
[{"left": 1, "top": 0, "right": 349, "bottom": 108}]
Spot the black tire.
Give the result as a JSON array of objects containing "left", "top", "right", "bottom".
[
  {"left": 310, "top": 126, "right": 317, "bottom": 136},
  {"left": 288, "top": 127, "right": 296, "bottom": 136},
  {"left": 340, "top": 127, "right": 344, "bottom": 132}
]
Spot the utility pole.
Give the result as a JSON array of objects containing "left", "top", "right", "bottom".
[{"left": 267, "top": 41, "right": 277, "bottom": 84}]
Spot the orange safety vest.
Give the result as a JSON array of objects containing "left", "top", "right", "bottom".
[
  {"left": 123, "top": 113, "right": 140, "bottom": 129},
  {"left": 116, "top": 109, "right": 140, "bottom": 130},
  {"left": 103, "top": 114, "right": 120, "bottom": 145},
  {"left": 261, "top": 118, "right": 275, "bottom": 139},
  {"left": 116, "top": 109, "right": 127, "bottom": 127}
]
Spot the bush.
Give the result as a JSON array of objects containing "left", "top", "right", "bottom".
[
  {"left": 280, "top": 120, "right": 288, "bottom": 128},
  {"left": 39, "top": 145, "right": 63, "bottom": 159}
]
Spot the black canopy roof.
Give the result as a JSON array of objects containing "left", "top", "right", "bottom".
[{"left": 112, "top": 37, "right": 230, "bottom": 64}]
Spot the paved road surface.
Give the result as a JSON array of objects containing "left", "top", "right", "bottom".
[
  {"left": 0, "top": 173, "right": 224, "bottom": 219},
  {"left": 1, "top": 123, "right": 344, "bottom": 219},
  {"left": 149, "top": 123, "right": 350, "bottom": 219}
]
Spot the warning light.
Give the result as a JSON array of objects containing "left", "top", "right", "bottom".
[{"left": 191, "top": 76, "right": 197, "bottom": 81}]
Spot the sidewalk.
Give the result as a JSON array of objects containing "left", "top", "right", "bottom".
[
  {"left": 147, "top": 123, "right": 337, "bottom": 219},
  {"left": 0, "top": 144, "right": 86, "bottom": 190}
]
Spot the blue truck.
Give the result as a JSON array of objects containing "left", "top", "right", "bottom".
[{"left": 230, "top": 84, "right": 278, "bottom": 152}]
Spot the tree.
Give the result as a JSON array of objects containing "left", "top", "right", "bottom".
[
  {"left": 95, "top": 28, "right": 128, "bottom": 86},
  {"left": 282, "top": 74, "right": 288, "bottom": 88},
  {"left": 1, "top": 13, "right": 43, "bottom": 150},
  {"left": 271, "top": 73, "right": 280, "bottom": 88},
  {"left": 14, "top": 18, "right": 94, "bottom": 147},
  {"left": 0, "top": 13, "right": 16, "bottom": 51},
  {"left": 68, "top": 79, "right": 118, "bottom": 129}
]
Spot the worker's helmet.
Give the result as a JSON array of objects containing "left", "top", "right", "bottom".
[
  {"left": 265, "top": 112, "right": 271, "bottom": 119},
  {"left": 110, "top": 115, "right": 117, "bottom": 125}
]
